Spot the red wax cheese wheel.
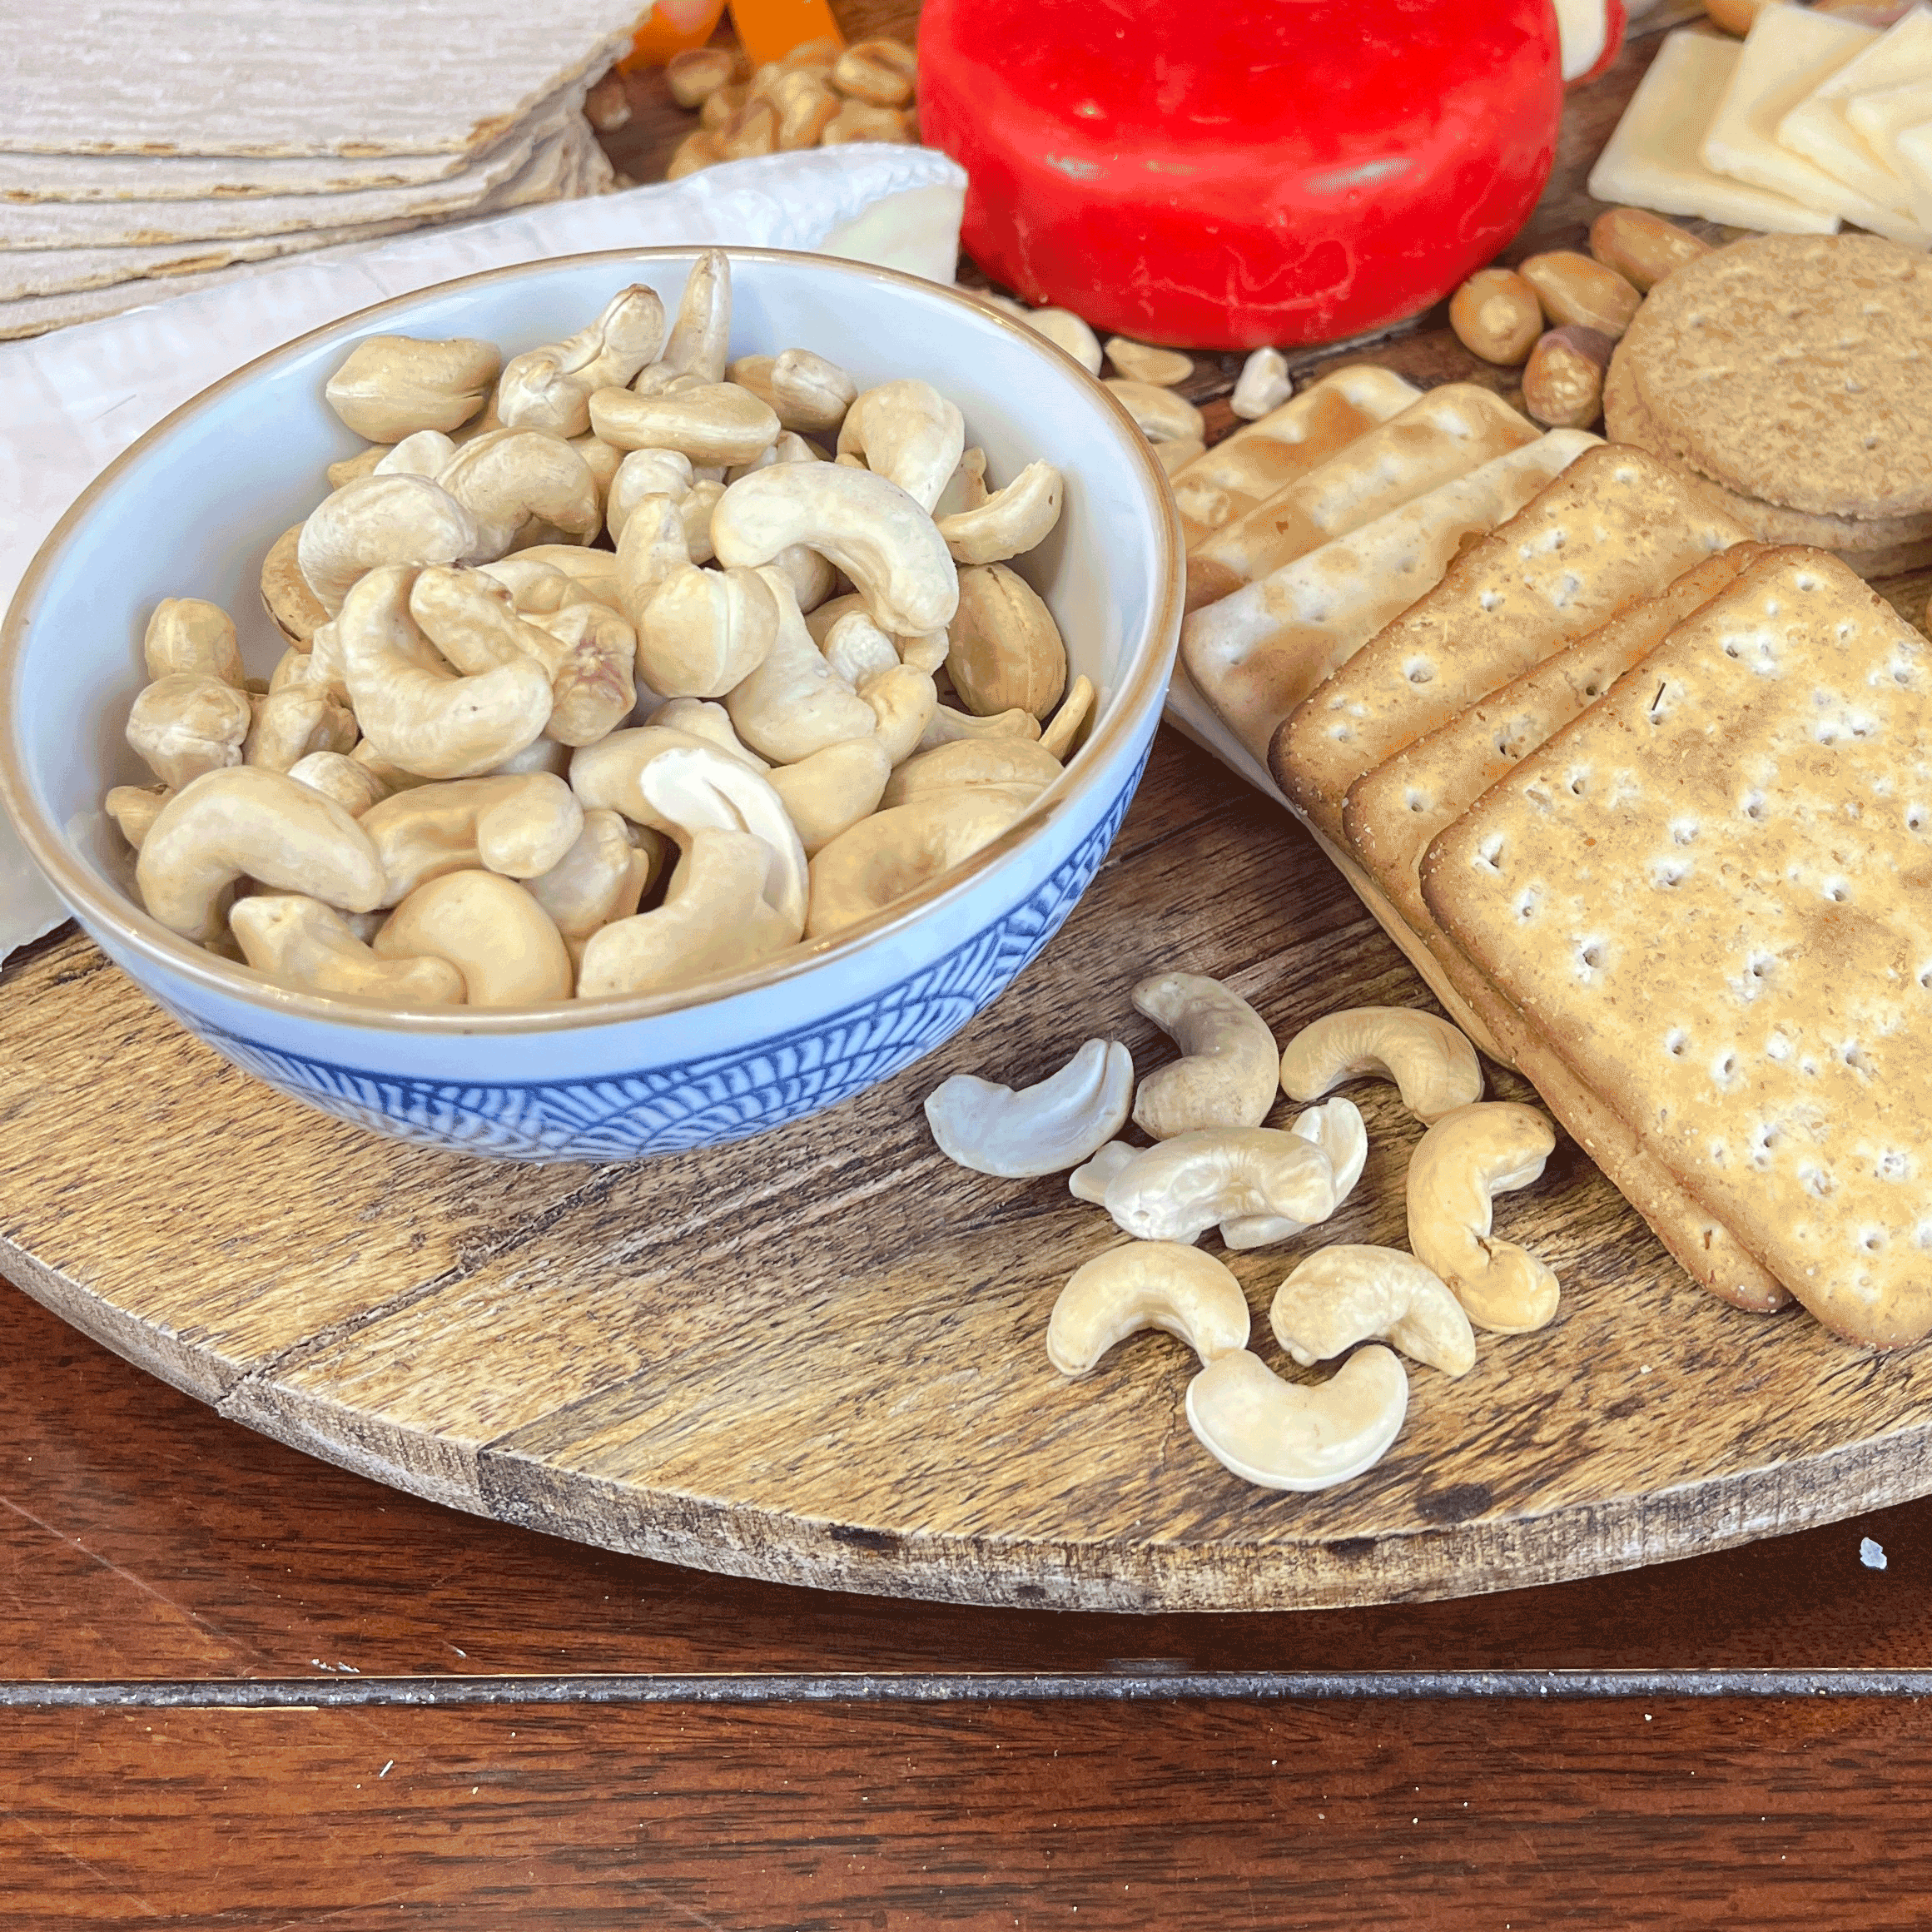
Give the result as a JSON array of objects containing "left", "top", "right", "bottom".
[{"left": 916, "top": 0, "right": 1563, "bottom": 351}]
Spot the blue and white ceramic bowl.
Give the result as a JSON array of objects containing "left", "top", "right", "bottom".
[{"left": 0, "top": 249, "right": 1183, "bottom": 1163}]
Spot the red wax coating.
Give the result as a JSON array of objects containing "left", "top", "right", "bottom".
[{"left": 917, "top": 0, "right": 1564, "bottom": 351}]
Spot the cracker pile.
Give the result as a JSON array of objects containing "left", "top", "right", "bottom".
[
  {"left": 1605, "top": 232, "right": 1932, "bottom": 578},
  {"left": 0, "top": 0, "right": 640, "bottom": 340}
]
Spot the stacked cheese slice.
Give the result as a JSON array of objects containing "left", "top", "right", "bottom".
[
  {"left": 0, "top": 0, "right": 643, "bottom": 340},
  {"left": 1591, "top": 8, "right": 1932, "bottom": 243}
]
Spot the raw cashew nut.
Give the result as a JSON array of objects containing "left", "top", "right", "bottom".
[
  {"left": 231, "top": 893, "right": 465, "bottom": 1006},
  {"left": 522, "top": 602, "right": 639, "bottom": 747},
  {"left": 374, "top": 429, "right": 459, "bottom": 479},
  {"left": 435, "top": 428, "right": 600, "bottom": 561},
  {"left": 496, "top": 285, "right": 667, "bottom": 438},
  {"left": 767, "top": 738, "right": 892, "bottom": 855},
  {"left": 297, "top": 473, "right": 480, "bottom": 617},
  {"left": 804, "top": 782, "right": 1036, "bottom": 939},
  {"left": 636, "top": 743, "right": 810, "bottom": 936},
  {"left": 1185, "top": 1346, "right": 1408, "bottom": 1492},
  {"left": 126, "top": 673, "right": 253, "bottom": 790},
  {"left": 1039, "top": 674, "right": 1095, "bottom": 762},
  {"left": 577, "top": 827, "right": 798, "bottom": 999},
  {"left": 244, "top": 683, "right": 358, "bottom": 773},
  {"left": 262, "top": 524, "right": 330, "bottom": 644},
  {"left": 646, "top": 698, "right": 767, "bottom": 768},
  {"left": 526, "top": 808, "right": 658, "bottom": 942},
  {"left": 1279, "top": 1006, "right": 1483, "bottom": 1124},
  {"left": 589, "top": 382, "right": 781, "bottom": 468},
  {"left": 374, "top": 869, "right": 574, "bottom": 1006},
  {"left": 1220, "top": 1097, "right": 1368, "bottom": 1250},
  {"left": 287, "top": 750, "right": 389, "bottom": 815},
  {"left": 984, "top": 297, "right": 1103, "bottom": 376},
  {"left": 136, "top": 767, "right": 385, "bottom": 943},
  {"left": 616, "top": 494, "right": 778, "bottom": 698},
  {"left": 1269, "top": 1245, "right": 1476, "bottom": 1378},
  {"left": 337, "top": 564, "right": 553, "bottom": 780},
  {"left": 1130, "top": 972, "right": 1279, "bottom": 1140},
  {"left": 1047, "top": 1242, "right": 1249, "bottom": 1378},
  {"left": 635, "top": 248, "right": 730, "bottom": 390},
  {"left": 822, "top": 608, "right": 901, "bottom": 688},
  {"left": 360, "top": 772, "right": 585, "bottom": 905},
  {"left": 857, "top": 663, "right": 939, "bottom": 766},
  {"left": 1407, "top": 1102, "right": 1561, "bottom": 1335},
  {"left": 924, "top": 1037, "right": 1135, "bottom": 1177},
  {"left": 836, "top": 379, "right": 966, "bottom": 513},
  {"left": 1102, "top": 1128, "right": 1337, "bottom": 1244},
  {"left": 916, "top": 704, "right": 1042, "bottom": 753},
  {"left": 105, "top": 783, "right": 171, "bottom": 850},
  {"left": 143, "top": 599, "right": 244, "bottom": 686},
  {"left": 1069, "top": 1139, "right": 1138, "bottom": 1204},
  {"left": 770, "top": 348, "right": 858, "bottom": 434},
  {"left": 880, "top": 737, "right": 1063, "bottom": 807},
  {"left": 725, "top": 567, "right": 878, "bottom": 763},
  {"left": 711, "top": 461, "right": 959, "bottom": 638},
  {"left": 946, "top": 564, "right": 1068, "bottom": 719},
  {"left": 607, "top": 447, "right": 695, "bottom": 542},
  {"left": 323, "top": 335, "right": 500, "bottom": 442},
  {"left": 1105, "top": 379, "right": 1206, "bottom": 445},
  {"left": 936, "top": 461, "right": 1065, "bottom": 567}
]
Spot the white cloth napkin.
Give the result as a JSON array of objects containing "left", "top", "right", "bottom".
[{"left": 0, "top": 143, "right": 968, "bottom": 961}]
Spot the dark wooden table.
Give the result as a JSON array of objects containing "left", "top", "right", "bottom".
[{"left": 11, "top": 4, "right": 1932, "bottom": 1923}]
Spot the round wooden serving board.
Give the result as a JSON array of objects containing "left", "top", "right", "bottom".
[{"left": 6, "top": 731, "right": 1932, "bottom": 1613}]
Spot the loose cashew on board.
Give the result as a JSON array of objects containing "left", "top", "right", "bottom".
[
  {"left": 1047, "top": 1242, "right": 1249, "bottom": 1377},
  {"left": 1185, "top": 1345, "right": 1408, "bottom": 1492},
  {"left": 1279, "top": 1006, "right": 1484, "bottom": 1123},
  {"left": 1219, "top": 1096, "right": 1368, "bottom": 1251},
  {"left": 926, "top": 1037, "right": 1135, "bottom": 1178},
  {"left": 1269, "top": 1244, "right": 1476, "bottom": 1378},
  {"left": 1103, "top": 1128, "right": 1338, "bottom": 1244},
  {"left": 1407, "top": 1102, "right": 1562, "bottom": 1335},
  {"left": 1130, "top": 971, "right": 1279, "bottom": 1140}
]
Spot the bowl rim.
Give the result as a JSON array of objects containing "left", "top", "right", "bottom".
[{"left": 0, "top": 244, "right": 1183, "bottom": 1036}]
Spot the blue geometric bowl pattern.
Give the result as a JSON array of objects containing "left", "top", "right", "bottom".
[{"left": 150, "top": 767, "right": 1142, "bottom": 1164}]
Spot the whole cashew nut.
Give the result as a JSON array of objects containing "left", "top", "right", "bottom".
[
  {"left": 766, "top": 738, "right": 892, "bottom": 855},
  {"left": 1269, "top": 1244, "right": 1477, "bottom": 1378},
  {"left": 804, "top": 782, "right": 1036, "bottom": 939},
  {"left": 523, "top": 602, "right": 640, "bottom": 748},
  {"left": 836, "top": 379, "right": 966, "bottom": 513},
  {"left": 126, "top": 673, "right": 254, "bottom": 791},
  {"left": 373, "top": 868, "right": 574, "bottom": 1006},
  {"left": 496, "top": 285, "right": 667, "bottom": 439},
  {"left": 136, "top": 767, "right": 385, "bottom": 943},
  {"left": 710, "top": 461, "right": 959, "bottom": 639},
  {"left": 143, "top": 599, "right": 244, "bottom": 686},
  {"left": 1185, "top": 1345, "right": 1408, "bottom": 1492},
  {"left": 880, "top": 737, "right": 1063, "bottom": 808},
  {"left": 231, "top": 893, "right": 466, "bottom": 1005},
  {"left": 646, "top": 698, "right": 767, "bottom": 768},
  {"left": 336, "top": 564, "right": 554, "bottom": 780},
  {"left": 617, "top": 495, "right": 778, "bottom": 699},
  {"left": 323, "top": 335, "right": 500, "bottom": 442},
  {"left": 589, "top": 382, "right": 781, "bottom": 468},
  {"left": 262, "top": 524, "right": 330, "bottom": 645},
  {"left": 525, "top": 808, "right": 657, "bottom": 944},
  {"left": 1039, "top": 674, "right": 1096, "bottom": 762},
  {"left": 288, "top": 750, "right": 389, "bottom": 815},
  {"left": 724, "top": 567, "right": 878, "bottom": 763},
  {"left": 635, "top": 248, "right": 731, "bottom": 390},
  {"left": 1130, "top": 972, "right": 1279, "bottom": 1140},
  {"left": 936, "top": 460, "right": 1065, "bottom": 567},
  {"left": 607, "top": 447, "right": 695, "bottom": 543},
  {"left": 360, "top": 772, "right": 585, "bottom": 904},
  {"left": 577, "top": 827, "right": 798, "bottom": 998},
  {"left": 297, "top": 473, "right": 480, "bottom": 618},
  {"left": 1219, "top": 1096, "right": 1368, "bottom": 1250},
  {"left": 1047, "top": 1242, "right": 1249, "bottom": 1378},
  {"left": 244, "top": 683, "right": 358, "bottom": 774},
  {"left": 916, "top": 704, "right": 1042, "bottom": 754},
  {"left": 435, "top": 428, "right": 601, "bottom": 562},
  {"left": 924, "top": 1037, "right": 1135, "bottom": 1178},
  {"left": 1103, "top": 1127, "right": 1337, "bottom": 1244},
  {"left": 1407, "top": 1102, "right": 1561, "bottom": 1335},
  {"left": 373, "top": 429, "right": 459, "bottom": 479},
  {"left": 1279, "top": 1006, "right": 1484, "bottom": 1124}
]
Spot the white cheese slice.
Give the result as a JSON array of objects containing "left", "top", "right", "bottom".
[
  {"left": 1587, "top": 31, "right": 1840, "bottom": 234},
  {"left": 1892, "top": 121, "right": 1932, "bottom": 228},
  {"left": 1776, "top": 8, "right": 1932, "bottom": 220},
  {"left": 1846, "top": 78, "right": 1932, "bottom": 156},
  {"left": 1702, "top": 7, "right": 1930, "bottom": 245}
]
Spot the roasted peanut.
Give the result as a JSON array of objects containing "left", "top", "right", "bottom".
[
  {"left": 1521, "top": 325, "right": 1612, "bottom": 430},
  {"left": 1588, "top": 206, "right": 1711, "bottom": 292},
  {"left": 666, "top": 129, "right": 725, "bottom": 180},
  {"left": 832, "top": 37, "right": 918, "bottom": 107},
  {"left": 700, "top": 82, "right": 747, "bottom": 132},
  {"left": 1518, "top": 251, "right": 1641, "bottom": 341},
  {"left": 772, "top": 70, "right": 841, "bottom": 151},
  {"left": 1448, "top": 268, "right": 1542, "bottom": 366},
  {"left": 822, "top": 101, "right": 914, "bottom": 145},
  {"left": 666, "top": 46, "right": 738, "bottom": 109},
  {"left": 722, "top": 97, "right": 780, "bottom": 161}
]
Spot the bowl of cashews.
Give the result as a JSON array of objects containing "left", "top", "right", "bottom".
[{"left": 0, "top": 247, "right": 1182, "bottom": 1161}]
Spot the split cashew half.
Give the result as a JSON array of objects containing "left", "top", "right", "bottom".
[
  {"left": 924, "top": 1038, "right": 1135, "bottom": 1177},
  {"left": 1102, "top": 1127, "right": 1337, "bottom": 1244},
  {"left": 231, "top": 893, "right": 466, "bottom": 1006},
  {"left": 946, "top": 564, "right": 1068, "bottom": 720},
  {"left": 1047, "top": 1242, "right": 1249, "bottom": 1378},
  {"left": 1269, "top": 1245, "right": 1476, "bottom": 1378},
  {"left": 1185, "top": 1346, "right": 1408, "bottom": 1492},
  {"left": 1130, "top": 971, "right": 1279, "bottom": 1140},
  {"left": 374, "top": 868, "right": 574, "bottom": 1006},
  {"left": 711, "top": 461, "right": 959, "bottom": 639},
  {"left": 136, "top": 767, "right": 385, "bottom": 944},
  {"left": 496, "top": 285, "right": 667, "bottom": 439},
  {"left": 1279, "top": 1006, "right": 1483, "bottom": 1124},
  {"left": 836, "top": 379, "right": 966, "bottom": 513},
  {"left": 1407, "top": 1102, "right": 1561, "bottom": 1335},
  {"left": 1219, "top": 1096, "right": 1368, "bottom": 1251}
]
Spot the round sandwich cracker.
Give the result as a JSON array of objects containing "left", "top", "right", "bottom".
[
  {"left": 1604, "top": 345, "right": 1932, "bottom": 553},
  {"left": 1621, "top": 233, "right": 1932, "bottom": 520}
]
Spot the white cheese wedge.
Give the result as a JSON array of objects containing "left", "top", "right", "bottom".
[
  {"left": 1587, "top": 31, "right": 1839, "bottom": 234},
  {"left": 1776, "top": 9, "right": 1932, "bottom": 220},
  {"left": 1846, "top": 77, "right": 1932, "bottom": 156},
  {"left": 1702, "top": 7, "right": 1930, "bottom": 245}
]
